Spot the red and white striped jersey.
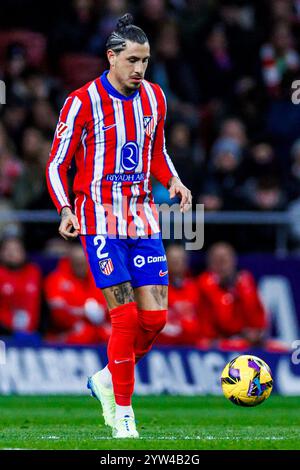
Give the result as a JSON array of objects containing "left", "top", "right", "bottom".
[{"left": 46, "top": 71, "right": 179, "bottom": 236}]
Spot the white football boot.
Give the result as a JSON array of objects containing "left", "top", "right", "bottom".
[
  {"left": 112, "top": 415, "right": 139, "bottom": 439},
  {"left": 87, "top": 371, "right": 116, "bottom": 428}
]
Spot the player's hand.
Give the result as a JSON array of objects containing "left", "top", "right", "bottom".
[
  {"left": 168, "top": 177, "right": 192, "bottom": 213},
  {"left": 59, "top": 207, "right": 80, "bottom": 240}
]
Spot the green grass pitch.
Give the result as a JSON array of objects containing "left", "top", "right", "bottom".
[{"left": 0, "top": 395, "right": 299, "bottom": 450}]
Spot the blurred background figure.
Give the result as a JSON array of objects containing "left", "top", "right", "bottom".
[
  {"left": 44, "top": 242, "right": 110, "bottom": 345},
  {"left": 0, "top": 236, "right": 42, "bottom": 337},
  {"left": 152, "top": 121, "right": 203, "bottom": 204},
  {"left": 260, "top": 21, "right": 300, "bottom": 98},
  {"left": 205, "top": 136, "right": 244, "bottom": 209},
  {"left": 157, "top": 244, "right": 201, "bottom": 346},
  {"left": 197, "top": 242, "right": 267, "bottom": 350}
]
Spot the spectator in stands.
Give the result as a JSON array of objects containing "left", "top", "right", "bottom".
[
  {"left": 198, "top": 184, "right": 224, "bottom": 212},
  {"left": 44, "top": 242, "right": 110, "bottom": 345},
  {"left": 29, "top": 99, "right": 58, "bottom": 135},
  {"left": 197, "top": 242, "right": 267, "bottom": 349},
  {"left": 150, "top": 20, "right": 200, "bottom": 125},
  {"left": 90, "top": 0, "right": 128, "bottom": 55},
  {"left": 48, "top": 0, "right": 99, "bottom": 60},
  {"left": 204, "top": 136, "right": 244, "bottom": 209},
  {"left": 287, "top": 138, "right": 300, "bottom": 201},
  {"left": 260, "top": 21, "right": 300, "bottom": 98},
  {"left": 153, "top": 121, "right": 204, "bottom": 204},
  {"left": 1, "top": 97, "right": 28, "bottom": 152},
  {"left": 271, "top": 0, "right": 295, "bottom": 23},
  {"left": 3, "top": 43, "right": 29, "bottom": 101},
  {"left": 135, "top": 0, "right": 169, "bottom": 44},
  {"left": 0, "top": 122, "right": 23, "bottom": 199},
  {"left": 287, "top": 139, "right": 300, "bottom": 247},
  {"left": 219, "top": 117, "right": 248, "bottom": 150},
  {"left": 242, "top": 175, "right": 287, "bottom": 212},
  {"left": 241, "top": 141, "right": 280, "bottom": 183},
  {"left": 197, "top": 24, "right": 235, "bottom": 104},
  {"left": 238, "top": 141, "right": 282, "bottom": 205},
  {"left": 157, "top": 244, "right": 201, "bottom": 346},
  {"left": 238, "top": 175, "right": 288, "bottom": 251},
  {"left": 0, "top": 123, "right": 23, "bottom": 236},
  {"left": 0, "top": 236, "right": 42, "bottom": 336},
  {"left": 13, "top": 127, "right": 47, "bottom": 210}
]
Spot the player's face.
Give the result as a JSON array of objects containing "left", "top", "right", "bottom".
[{"left": 109, "top": 41, "right": 150, "bottom": 94}]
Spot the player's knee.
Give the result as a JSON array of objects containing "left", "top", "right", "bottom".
[{"left": 139, "top": 309, "right": 167, "bottom": 334}]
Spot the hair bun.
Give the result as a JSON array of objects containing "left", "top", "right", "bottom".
[{"left": 116, "top": 13, "right": 133, "bottom": 31}]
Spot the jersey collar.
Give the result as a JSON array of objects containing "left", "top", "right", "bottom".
[{"left": 100, "top": 70, "right": 140, "bottom": 101}]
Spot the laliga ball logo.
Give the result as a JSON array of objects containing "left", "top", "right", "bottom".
[{"left": 133, "top": 255, "right": 145, "bottom": 268}]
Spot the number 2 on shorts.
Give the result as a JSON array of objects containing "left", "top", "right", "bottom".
[{"left": 93, "top": 235, "right": 109, "bottom": 259}]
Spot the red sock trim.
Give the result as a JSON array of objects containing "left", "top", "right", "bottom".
[{"left": 109, "top": 301, "right": 138, "bottom": 314}]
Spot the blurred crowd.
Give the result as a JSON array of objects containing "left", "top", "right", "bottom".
[
  {"left": 0, "top": 0, "right": 300, "bottom": 252},
  {"left": 0, "top": 234, "right": 288, "bottom": 351}
]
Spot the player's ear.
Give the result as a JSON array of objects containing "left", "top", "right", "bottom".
[{"left": 107, "top": 49, "right": 116, "bottom": 68}]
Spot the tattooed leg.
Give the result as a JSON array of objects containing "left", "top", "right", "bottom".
[
  {"left": 102, "top": 281, "right": 135, "bottom": 310},
  {"left": 134, "top": 285, "right": 168, "bottom": 311}
]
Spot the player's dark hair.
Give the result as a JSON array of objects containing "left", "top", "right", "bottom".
[{"left": 106, "top": 13, "right": 148, "bottom": 53}]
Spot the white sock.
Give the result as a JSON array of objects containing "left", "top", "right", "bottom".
[
  {"left": 95, "top": 365, "right": 113, "bottom": 389},
  {"left": 115, "top": 405, "right": 134, "bottom": 420}
]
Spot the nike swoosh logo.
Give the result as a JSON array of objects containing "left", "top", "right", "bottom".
[
  {"left": 102, "top": 123, "right": 117, "bottom": 131},
  {"left": 114, "top": 359, "right": 131, "bottom": 364},
  {"left": 159, "top": 270, "right": 168, "bottom": 277}
]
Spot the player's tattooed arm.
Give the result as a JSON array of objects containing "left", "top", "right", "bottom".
[
  {"left": 150, "top": 285, "right": 168, "bottom": 309},
  {"left": 110, "top": 282, "right": 135, "bottom": 305}
]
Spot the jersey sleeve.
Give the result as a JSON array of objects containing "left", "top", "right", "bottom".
[
  {"left": 150, "top": 86, "right": 179, "bottom": 188},
  {"left": 46, "top": 94, "right": 85, "bottom": 214}
]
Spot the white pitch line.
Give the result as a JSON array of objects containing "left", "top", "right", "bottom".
[
  {"left": 33, "top": 436, "right": 287, "bottom": 441},
  {"left": 2, "top": 448, "right": 31, "bottom": 450},
  {"left": 6, "top": 435, "right": 291, "bottom": 444}
]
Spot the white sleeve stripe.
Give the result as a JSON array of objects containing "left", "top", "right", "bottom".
[
  {"left": 48, "top": 97, "right": 82, "bottom": 207},
  {"left": 162, "top": 135, "right": 178, "bottom": 176},
  {"left": 53, "top": 97, "right": 82, "bottom": 166}
]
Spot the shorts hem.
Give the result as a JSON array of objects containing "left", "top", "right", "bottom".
[
  {"left": 131, "top": 279, "right": 169, "bottom": 288},
  {"left": 95, "top": 278, "right": 132, "bottom": 289}
]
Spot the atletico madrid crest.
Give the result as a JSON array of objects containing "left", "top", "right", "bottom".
[
  {"left": 99, "top": 258, "right": 114, "bottom": 275},
  {"left": 143, "top": 115, "right": 155, "bottom": 137}
]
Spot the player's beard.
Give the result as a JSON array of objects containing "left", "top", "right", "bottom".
[{"left": 124, "top": 81, "right": 141, "bottom": 95}]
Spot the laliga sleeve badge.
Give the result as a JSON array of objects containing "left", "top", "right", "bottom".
[
  {"left": 56, "top": 121, "right": 69, "bottom": 138},
  {"left": 99, "top": 258, "right": 114, "bottom": 276}
]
